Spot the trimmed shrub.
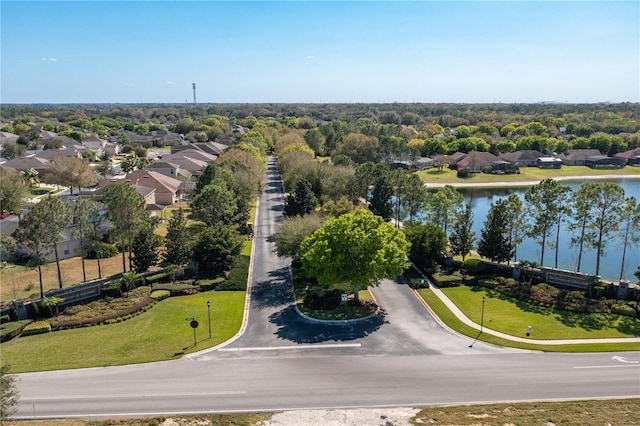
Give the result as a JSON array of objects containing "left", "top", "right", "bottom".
[
  {"left": 477, "top": 278, "right": 498, "bottom": 289},
  {"left": 462, "top": 258, "right": 486, "bottom": 275},
  {"left": 144, "top": 272, "right": 170, "bottom": 286},
  {"left": 150, "top": 290, "right": 170, "bottom": 301},
  {"left": 86, "top": 242, "right": 119, "bottom": 259},
  {"left": 152, "top": 282, "right": 198, "bottom": 296},
  {"left": 217, "top": 256, "right": 249, "bottom": 291},
  {"left": 610, "top": 303, "right": 636, "bottom": 318},
  {"left": 0, "top": 320, "right": 32, "bottom": 342},
  {"left": 21, "top": 321, "right": 51, "bottom": 336},
  {"left": 102, "top": 281, "right": 123, "bottom": 298},
  {"left": 303, "top": 286, "right": 342, "bottom": 310},
  {"left": 430, "top": 272, "right": 462, "bottom": 288},
  {"left": 0, "top": 314, "right": 10, "bottom": 324},
  {"left": 198, "top": 277, "right": 225, "bottom": 291}
]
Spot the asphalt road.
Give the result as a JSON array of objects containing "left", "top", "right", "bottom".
[{"left": 12, "top": 157, "right": 640, "bottom": 419}]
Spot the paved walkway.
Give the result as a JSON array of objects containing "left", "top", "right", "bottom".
[{"left": 412, "top": 271, "right": 640, "bottom": 346}]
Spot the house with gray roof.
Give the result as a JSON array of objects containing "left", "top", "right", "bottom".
[
  {"left": 499, "top": 150, "right": 545, "bottom": 167},
  {"left": 614, "top": 148, "right": 640, "bottom": 166},
  {"left": 1, "top": 156, "right": 50, "bottom": 175},
  {"left": 556, "top": 149, "right": 602, "bottom": 166}
]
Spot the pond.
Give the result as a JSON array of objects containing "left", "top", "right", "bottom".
[{"left": 458, "top": 179, "right": 640, "bottom": 281}]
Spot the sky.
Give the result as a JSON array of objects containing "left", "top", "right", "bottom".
[{"left": 1, "top": 1, "right": 638, "bottom": 104}]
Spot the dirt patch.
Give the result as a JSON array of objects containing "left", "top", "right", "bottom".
[{"left": 263, "top": 407, "right": 419, "bottom": 426}]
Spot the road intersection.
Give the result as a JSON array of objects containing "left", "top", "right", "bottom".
[{"left": 13, "top": 157, "right": 640, "bottom": 420}]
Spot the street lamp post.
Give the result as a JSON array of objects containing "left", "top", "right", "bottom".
[
  {"left": 206, "top": 300, "right": 211, "bottom": 339},
  {"left": 469, "top": 296, "right": 486, "bottom": 348}
]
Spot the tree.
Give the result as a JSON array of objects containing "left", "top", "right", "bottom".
[
  {"left": 389, "top": 169, "right": 408, "bottom": 228},
  {"left": 569, "top": 183, "right": 595, "bottom": 272},
  {"left": 449, "top": 203, "right": 475, "bottom": 261},
  {"left": 70, "top": 198, "right": 97, "bottom": 282},
  {"left": 284, "top": 179, "right": 318, "bottom": 217},
  {"left": 44, "top": 157, "right": 97, "bottom": 194},
  {"left": 300, "top": 209, "right": 410, "bottom": 304},
  {"left": 1, "top": 141, "right": 26, "bottom": 159},
  {"left": 131, "top": 217, "right": 163, "bottom": 273},
  {"left": 584, "top": 182, "right": 626, "bottom": 276},
  {"left": 616, "top": 196, "right": 640, "bottom": 280},
  {"left": 103, "top": 183, "right": 147, "bottom": 272},
  {"left": 120, "top": 271, "right": 139, "bottom": 297},
  {"left": 84, "top": 198, "right": 105, "bottom": 279},
  {"left": 478, "top": 198, "right": 513, "bottom": 263},
  {"left": 403, "top": 222, "right": 447, "bottom": 270},
  {"left": 0, "top": 364, "right": 19, "bottom": 420},
  {"left": 525, "top": 179, "right": 564, "bottom": 267},
  {"left": 13, "top": 202, "right": 54, "bottom": 297},
  {"left": 274, "top": 214, "right": 327, "bottom": 260},
  {"left": 505, "top": 194, "right": 527, "bottom": 264},
  {"left": 368, "top": 174, "right": 393, "bottom": 222},
  {"left": 193, "top": 225, "right": 243, "bottom": 275},
  {"left": 550, "top": 184, "right": 571, "bottom": 268},
  {"left": 164, "top": 207, "right": 192, "bottom": 266},
  {"left": 0, "top": 170, "right": 28, "bottom": 216},
  {"left": 21, "top": 168, "right": 40, "bottom": 189},
  {"left": 191, "top": 179, "right": 237, "bottom": 227},
  {"left": 402, "top": 173, "right": 428, "bottom": 223},
  {"left": 304, "top": 128, "right": 325, "bottom": 155},
  {"left": 425, "top": 185, "right": 464, "bottom": 237},
  {"left": 333, "top": 133, "right": 380, "bottom": 164},
  {"left": 354, "top": 162, "right": 387, "bottom": 207}
]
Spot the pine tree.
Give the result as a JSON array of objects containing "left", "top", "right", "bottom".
[
  {"left": 164, "top": 207, "right": 192, "bottom": 266},
  {"left": 368, "top": 175, "right": 393, "bottom": 221},
  {"left": 449, "top": 203, "right": 475, "bottom": 262},
  {"left": 478, "top": 199, "right": 513, "bottom": 263}
]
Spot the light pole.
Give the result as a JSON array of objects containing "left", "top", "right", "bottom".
[
  {"left": 206, "top": 300, "right": 211, "bottom": 339},
  {"left": 469, "top": 296, "right": 486, "bottom": 348}
]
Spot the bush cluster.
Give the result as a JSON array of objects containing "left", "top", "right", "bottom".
[
  {"left": 86, "top": 242, "right": 119, "bottom": 259},
  {"left": 150, "top": 290, "right": 170, "bottom": 301},
  {"left": 217, "top": 256, "right": 248, "bottom": 291},
  {"left": 303, "top": 286, "right": 342, "bottom": 310},
  {"left": 21, "top": 321, "right": 51, "bottom": 336},
  {"left": 0, "top": 320, "right": 32, "bottom": 342}
]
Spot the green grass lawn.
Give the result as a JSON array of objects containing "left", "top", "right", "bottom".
[
  {"left": 417, "top": 288, "right": 639, "bottom": 352},
  {"left": 0, "top": 290, "right": 245, "bottom": 373},
  {"left": 418, "top": 165, "right": 640, "bottom": 185}
]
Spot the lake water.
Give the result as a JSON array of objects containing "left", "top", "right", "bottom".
[{"left": 423, "top": 179, "right": 640, "bottom": 281}]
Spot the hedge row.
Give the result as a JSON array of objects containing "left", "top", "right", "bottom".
[
  {"left": 21, "top": 321, "right": 51, "bottom": 336},
  {"left": 0, "top": 320, "right": 32, "bottom": 342},
  {"left": 49, "top": 298, "right": 154, "bottom": 331}
]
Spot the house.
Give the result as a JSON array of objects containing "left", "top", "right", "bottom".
[
  {"left": 556, "top": 149, "right": 602, "bottom": 166},
  {"left": 144, "top": 161, "right": 192, "bottom": 181},
  {"left": 163, "top": 148, "right": 217, "bottom": 164},
  {"left": 1, "top": 156, "right": 50, "bottom": 175},
  {"left": 121, "top": 170, "right": 183, "bottom": 205},
  {"left": 585, "top": 155, "right": 626, "bottom": 169},
  {"left": 614, "top": 148, "right": 640, "bottom": 166},
  {"left": 155, "top": 154, "right": 210, "bottom": 177},
  {"left": 145, "top": 130, "right": 182, "bottom": 146},
  {"left": 34, "top": 147, "right": 85, "bottom": 161},
  {"left": 193, "top": 142, "right": 228, "bottom": 156},
  {"left": 0, "top": 131, "right": 19, "bottom": 144},
  {"left": 537, "top": 157, "right": 562, "bottom": 169},
  {"left": 83, "top": 135, "right": 121, "bottom": 157},
  {"left": 456, "top": 151, "right": 500, "bottom": 173},
  {"left": 499, "top": 150, "right": 545, "bottom": 167}
]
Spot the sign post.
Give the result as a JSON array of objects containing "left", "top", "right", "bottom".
[{"left": 186, "top": 316, "right": 198, "bottom": 346}]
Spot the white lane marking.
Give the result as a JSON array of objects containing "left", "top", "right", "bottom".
[
  {"left": 25, "top": 390, "right": 247, "bottom": 401},
  {"left": 219, "top": 343, "right": 362, "bottom": 352},
  {"left": 612, "top": 355, "right": 639, "bottom": 364},
  {"left": 574, "top": 365, "right": 640, "bottom": 369}
]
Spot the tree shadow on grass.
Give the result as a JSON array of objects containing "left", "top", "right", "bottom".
[
  {"left": 268, "top": 305, "right": 386, "bottom": 344},
  {"left": 250, "top": 266, "right": 295, "bottom": 309}
]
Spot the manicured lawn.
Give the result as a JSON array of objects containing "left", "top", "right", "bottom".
[
  {"left": 440, "top": 286, "right": 639, "bottom": 339},
  {"left": 0, "top": 290, "right": 246, "bottom": 373},
  {"left": 417, "top": 288, "right": 639, "bottom": 352},
  {"left": 417, "top": 165, "right": 640, "bottom": 185}
]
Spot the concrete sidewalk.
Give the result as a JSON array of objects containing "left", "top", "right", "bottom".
[{"left": 413, "top": 275, "right": 640, "bottom": 346}]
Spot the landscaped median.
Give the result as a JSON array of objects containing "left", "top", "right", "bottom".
[{"left": 416, "top": 287, "right": 640, "bottom": 352}]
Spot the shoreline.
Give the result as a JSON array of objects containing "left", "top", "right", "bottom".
[{"left": 424, "top": 174, "right": 640, "bottom": 188}]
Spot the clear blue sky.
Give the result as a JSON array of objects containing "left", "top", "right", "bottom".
[{"left": 1, "top": 1, "right": 638, "bottom": 104}]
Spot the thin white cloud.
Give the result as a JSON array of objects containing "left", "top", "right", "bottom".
[
  {"left": 165, "top": 81, "right": 176, "bottom": 85},
  {"left": 306, "top": 55, "right": 316, "bottom": 60},
  {"left": 41, "top": 57, "right": 57, "bottom": 62}
]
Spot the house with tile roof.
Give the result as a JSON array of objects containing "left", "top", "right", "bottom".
[
  {"left": 1, "top": 156, "right": 50, "bottom": 175},
  {"left": 556, "top": 149, "right": 602, "bottom": 166},
  {"left": 456, "top": 151, "right": 500, "bottom": 173},
  {"left": 614, "top": 147, "right": 640, "bottom": 166},
  {"left": 121, "top": 170, "right": 183, "bottom": 205},
  {"left": 499, "top": 150, "right": 545, "bottom": 167}
]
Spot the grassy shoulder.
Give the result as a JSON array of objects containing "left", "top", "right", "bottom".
[
  {"left": 0, "top": 290, "right": 245, "bottom": 373},
  {"left": 417, "top": 288, "right": 640, "bottom": 352},
  {"left": 417, "top": 165, "right": 640, "bottom": 185},
  {"left": 3, "top": 399, "right": 638, "bottom": 425}
]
